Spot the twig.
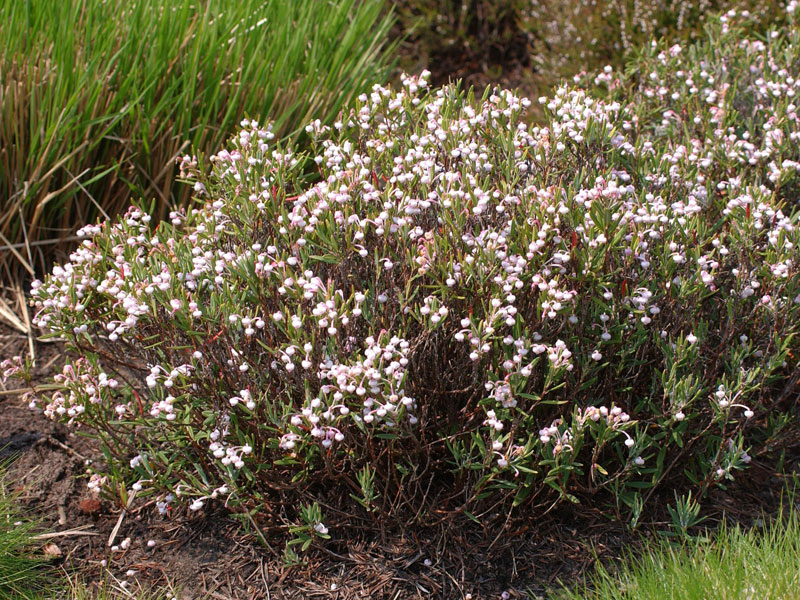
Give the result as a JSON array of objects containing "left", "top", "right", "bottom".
[
  {"left": 43, "top": 352, "right": 63, "bottom": 371},
  {"left": 0, "top": 383, "right": 61, "bottom": 397},
  {"left": 260, "top": 559, "right": 271, "bottom": 600},
  {"left": 34, "top": 526, "right": 100, "bottom": 540},
  {"left": 0, "top": 295, "right": 26, "bottom": 333},
  {"left": 0, "top": 229, "right": 34, "bottom": 276},
  {"left": 107, "top": 509, "right": 127, "bottom": 549},
  {"left": 65, "top": 167, "right": 110, "bottom": 221},
  {"left": 108, "top": 489, "right": 137, "bottom": 547},
  {"left": 0, "top": 388, "right": 29, "bottom": 397},
  {"left": 245, "top": 510, "right": 275, "bottom": 553},
  {"left": 44, "top": 435, "right": 90, "bottom": 462},
  {"left": 17, "top": 206, "right": 35, "bottom": 278},
  {"left": 0, "top": 235, "right": 83, "bottom": 252},
  {"left": 15, "top": 284, "right": 35, "bottom": 365}
]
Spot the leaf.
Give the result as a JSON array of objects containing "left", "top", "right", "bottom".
[
  {"left": 309, "top": 254, "right": 340, "bottom": 264},
  {"left": 463, "top": 510, "right": 481, "bottom": 524},
  {"left": 625, "top": 481, "right": 655, "bottom": 489},
  {"left": 513, "top": 484, "right": 532, "bottom": 506}
]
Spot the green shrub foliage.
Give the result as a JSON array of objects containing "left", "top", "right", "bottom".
[{"left": 26, "top": 11, "right": 800, "bottom": 537}]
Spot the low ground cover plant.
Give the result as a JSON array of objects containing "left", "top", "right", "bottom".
[
  {"left": 18, "top": 9, "right": 800, "bottom": 552},
  {"left": 0, "top": 0, "right": 395, "bottom": 279}
]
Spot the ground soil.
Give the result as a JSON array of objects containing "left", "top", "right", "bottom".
[
  {"left": 2, "top": 322, "right": 799, "bottom": 599},
  {"left": 390, "top": 3, "right": 542, "bottom": 100}
]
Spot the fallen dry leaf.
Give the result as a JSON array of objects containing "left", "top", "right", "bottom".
[{"left": 79, "top": 497, "right": 102, "bottom": 514}]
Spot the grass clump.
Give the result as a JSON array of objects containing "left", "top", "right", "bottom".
[
  {"left": 22, "top": 7, "right": 800, "bottom": 553},
  {"left": 63, "top": 576, "right": 179, "bottom": 600},
  {"left": 0, "top": 459, "right": 50, "bottom": 600},
  {"left": 0, "top": 0, "right": 396, "bottom": 279},
  {"left": 561, "top": 500, "right": 800, "bottom": 599}
]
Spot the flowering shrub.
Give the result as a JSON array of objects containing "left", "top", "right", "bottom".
[{"left": 28, "top": 11, "right": 800, "bottom": 539}]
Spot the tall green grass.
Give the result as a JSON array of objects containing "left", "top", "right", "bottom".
[
  {"left": 0, "top": 0, "right": 396, "bottom": 280},
  {"left": 560, "top": 500, "right": 800, "bottom": 600}
]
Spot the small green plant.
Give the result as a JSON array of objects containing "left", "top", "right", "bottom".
[
  {"left": 352, "top": 464, "right": 380, "bottom": 511},
  {"left": 65, "top": 575, "right": 180, "bottom": 600},
  {"left": 0, "top": 458, "right": 181, "bottom": 599},
  {"left": 284, "top": 502, "right": 330, "bottom": 564},
  {"left": 663, "top": 491, "right": 707, "bottom": 543}
]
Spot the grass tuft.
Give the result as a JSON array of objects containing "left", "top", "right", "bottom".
[
  {"left": 64, "top": 575, "right": 180, "bottom": 600},
  {"left": 0, "top": 457, "right": 50, "bottom": 600},
  {"left": 560, "top": 497, "right": 800, "bottom": 599}
]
